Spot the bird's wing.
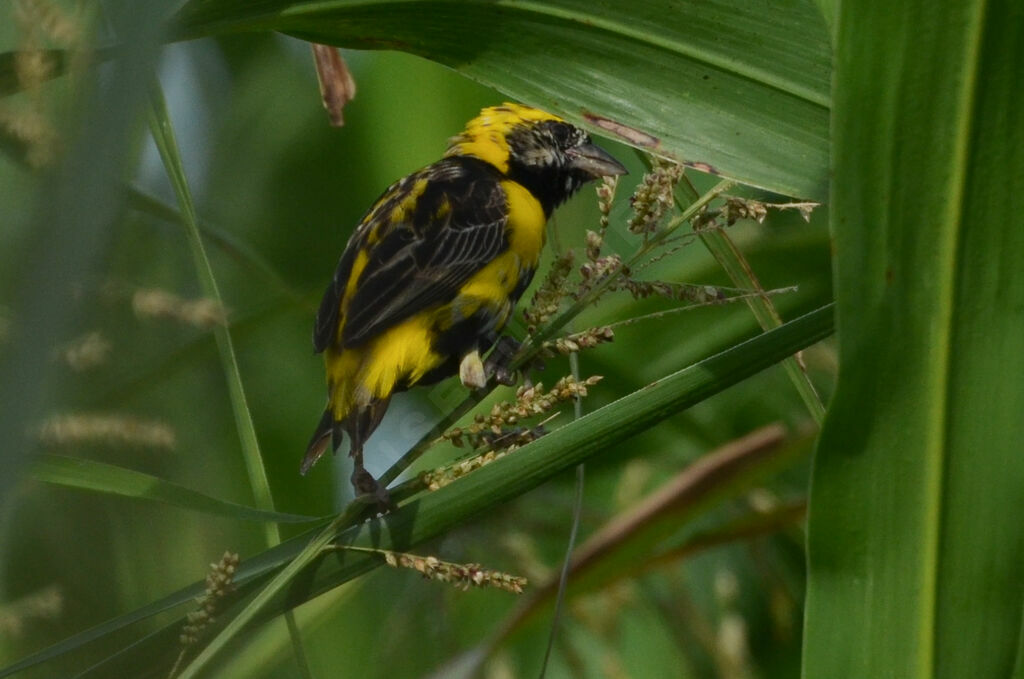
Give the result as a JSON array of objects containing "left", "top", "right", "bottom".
[
  {"left": 313, "top": 232, "right": 359, "bottom": 353},
  {"left": 312, "top": 171, "right": 424, "bottom": 353},
  {"left": 313, "top": 159, "right": 509, "bottom": 352}
]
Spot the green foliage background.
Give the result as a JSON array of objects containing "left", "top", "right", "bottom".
[{"left": 0, "top": 0, "right": 1019, "bottom": 678}]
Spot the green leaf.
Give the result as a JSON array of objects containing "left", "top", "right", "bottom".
[
  {"left": 804, "top": 1, "right": 1024, "bottom": 677},
  {"left": 31, "top": 454, "right": 322, "bottom": 523},
  {"left": 171, "top": 0, "right": 832, "bottom": 199}
]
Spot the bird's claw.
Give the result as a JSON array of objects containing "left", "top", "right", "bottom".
[
  {"left": 484, "top": 336, "right": 524, "bottom": 386},
  {"left": 351, "top": 467, "right": 393, "bottom": 512}
]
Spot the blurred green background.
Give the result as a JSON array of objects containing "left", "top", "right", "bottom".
[{"left": 0, "top": 8, "right": 834, "bottom": 678}]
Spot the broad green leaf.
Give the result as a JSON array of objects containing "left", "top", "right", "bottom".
[
  {"left": 32, "top": 454, "right": 321, "bottom": 523},
  {"left": 1015, "top": 624, "right": 1024, "bottom": 679},
  {"left": 171, "top": 0, "right": 832, "bottom": 199},
  {"left": 804, "top": 1, "right": 1024, "bottom": 677}
]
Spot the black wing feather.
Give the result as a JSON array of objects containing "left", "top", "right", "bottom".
[
  {"left": 313, "top": 242, "right": 357, "bottom": 353},
  {"left": 313, "top": 157, "right": 510, "bottom": 352},
  {"left": 311, "top": 172, "right": 421, "bottom": 353},
  {"left": 342, "top": 161, "right": 509, "bottom": 347}
]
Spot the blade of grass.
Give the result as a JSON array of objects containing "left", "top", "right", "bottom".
[
  {"left": 146, "top": 89, "right": 275, "bottom": 525},
  {"left": 31, "top": 454, "right": 322, "bottom": 523},
  {"left": 146, "top": 83, "right": 313, "bottom": 678},
  {"left": 1014, "top": 617, "right": 1024, "bottom": 679}
]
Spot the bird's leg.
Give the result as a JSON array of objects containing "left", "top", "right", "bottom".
[
  {"left": 350, "top": 448, "right": 392, "bottom": 510},
  {"left": 484, "top": 336, "right": 524, "bottom": 386}
]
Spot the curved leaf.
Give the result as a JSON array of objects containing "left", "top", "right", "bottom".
[
  {"left": 805, "top": 0, "right": 1024, "bottom": 676},
  {"left": 32, "top": 455, "right": 322, "bottom": 523},
  {"left": 171, "top": 0, "right": 832, "bottom": 199}
]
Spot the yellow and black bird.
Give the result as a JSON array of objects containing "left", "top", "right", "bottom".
[{"left": 303, "top": 103, "right": 626, "bottom": 502}]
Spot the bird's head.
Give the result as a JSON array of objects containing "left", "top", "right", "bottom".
[{"left": 446, "top": 103, "right": 627, "bottom": 214}]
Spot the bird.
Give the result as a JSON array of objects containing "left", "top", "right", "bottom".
[{"left": 303, "top": 103, "right": 627, "bottom": 504}]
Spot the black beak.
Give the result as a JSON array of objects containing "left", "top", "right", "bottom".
[{"left": 566, "top": 143, "right": 628, "bottom": 178}]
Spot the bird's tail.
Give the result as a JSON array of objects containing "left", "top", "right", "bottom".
[
  {"left": 301, "top": 409, "right": 339, "bottom": 475},
  {"left": 300, "top": 397, "right": 393, "bottom": 476}
]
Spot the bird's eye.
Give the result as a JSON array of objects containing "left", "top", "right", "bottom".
[{"left": 548, "top": 122, "right": 574, "bottom": 148}]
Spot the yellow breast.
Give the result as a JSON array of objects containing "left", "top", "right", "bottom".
[{"left": 499, "top": 179, "right": 547, "bottom": 265}]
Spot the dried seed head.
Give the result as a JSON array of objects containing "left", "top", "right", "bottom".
[
  {"left": 37, "top": 413, "right": 176, "bottom": 450},
  {"left": 132, "top": 288, "right": 229, "bottom": 329},
  {"left": 619, "top": 279, "right": 730, "bottom": 303},
  {"left": 595, "top": 175, "right": 619, "bottom": 250},
  {"left": 540, "top": 326, "right": 615, "bottom": 357},
  {"left": 0, "top": 585, "right": 62, "bottom": 639},
  {"left": 15, "top": 0, "right": 84, "bottom": 48},
  {"left": 597, "top": 175, "right": 618, "bottom": 219},
  {"left": 523, "top": 250, "right": 575, "bottom": 329},
  {"left": 59, "top": 331, "right": 111, "bottom": 371},
  {"left": 585, "top": 230, "right": 604, "bottom": 262},
  {"left": 576, "top": 253, "right": 623, "bottom": 301},
  {"left": 722, "top": 196, "right": 768, "bottom": 225},
  {"left": 434, "top": 375, "right": 603, "bottom": 483},
  {"left": 0, "top": 106, "right": 57, "bottom": 167},
  {"left": 179, "top": 552, "right": 239, "bottom": 648},
  {"left": 628, "top": 160, "right": 683, "bottom": 235},
  {"left": 380, "top": 549, "right": 528, "bottom": 594}
]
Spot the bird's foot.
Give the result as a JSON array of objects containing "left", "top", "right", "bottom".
[
  {"left": 351, "top": 467, "right": 393, "bottom": 512},
  {"left": 485, "top": 336, "right": 529, "bottom": 386}
]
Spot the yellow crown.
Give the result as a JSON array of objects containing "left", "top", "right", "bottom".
[{"left": 445, "top": 103, "right": 565, "bottom": 173}]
